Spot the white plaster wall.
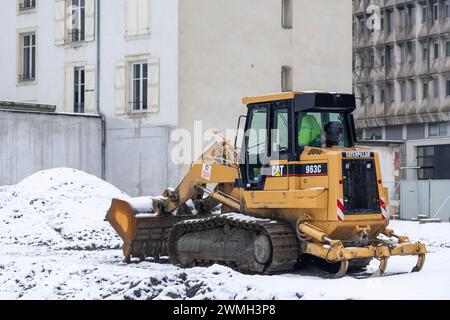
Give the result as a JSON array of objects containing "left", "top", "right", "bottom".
[
  {"left": 100, "top": 0, "right": 180, "bottom": 194},
  {"left": 0, "top": 0, "right": 179, "bottom": 125},
  {"left": 179, "top": 0, "right": 353, "bottom": 162},
  {"left": 0, "top": 1, "right": 180, "bottom": 195},
  {"left": 0, "top": 1, "right": 67, "bottom": 107},
  {"left": 99, "top": 0, "right": 179, "bottom": 127}
]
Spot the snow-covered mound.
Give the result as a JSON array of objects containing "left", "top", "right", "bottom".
[{"left": 0, "top": 168, "right": 129, "bottom": 250}]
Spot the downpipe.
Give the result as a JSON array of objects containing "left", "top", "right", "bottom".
[{"left": 96, "top": 0, "right": 106, "bottom": 180}]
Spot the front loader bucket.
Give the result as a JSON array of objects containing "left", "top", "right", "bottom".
[{"left": 106, "top": 198, "right": 196, "bottom": 263}]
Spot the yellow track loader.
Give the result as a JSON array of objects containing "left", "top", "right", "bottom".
[{"left": 106, "top": 92, "right": 427, "bottom": 278}]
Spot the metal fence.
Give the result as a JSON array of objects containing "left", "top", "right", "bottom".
[{"left": 400, "top": 180, "right": 450, "bottom": 221}]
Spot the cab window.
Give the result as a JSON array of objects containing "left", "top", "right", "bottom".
[
  {"left": 272, "top": 108, "right": 289, "bottom": 156},
  {"left": 296, "top": 112, "right": 350, "bottom": 148},
  {"left": 245, "top": 108, "right": 268, "bottom": 182}
]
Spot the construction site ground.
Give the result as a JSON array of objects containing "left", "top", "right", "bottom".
[{"left": 1, "top": 168, "right": 449, "bottom": 300}]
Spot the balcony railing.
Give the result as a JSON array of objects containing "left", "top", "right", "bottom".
[
  {"left": 69, "top": 29, "right": 85, "bottom": 43},
  {"left": 19, "top": 0, "right": 36, "bottom": 11},
  {"left": 74, "top": 103, "right": 85, "bottom": 114},
  {"left": 18, "top": 73, "right": 35, "bottom": 81},
  {"left": 130, "top": 101, "right": 148, "bottom": 112}
]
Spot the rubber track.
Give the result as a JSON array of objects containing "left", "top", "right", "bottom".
[{"left": 168, "top": 215, "right": 300, "bottom": 274}]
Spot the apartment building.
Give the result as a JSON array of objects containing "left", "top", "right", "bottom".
[
  {"left": 353, "top": 0, "right": 450, "bottom": 181},
  {"left": 0, "top": 0, "right": 352, "bottom": 196}
]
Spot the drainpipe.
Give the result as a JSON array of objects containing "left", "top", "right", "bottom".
[{"left": 96, "top": 0, "right": 106, "bottom": 180}]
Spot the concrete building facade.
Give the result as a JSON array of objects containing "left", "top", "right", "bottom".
[
  {"left": 0, "top": 0, "right": 352, "bottom": 196},
  {"left": 353, "top": 0, "right": 450, "bottom": 182}
]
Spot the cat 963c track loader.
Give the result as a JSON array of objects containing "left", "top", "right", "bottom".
[{"left": 106, "top": 92, "right": 427, "bottom": 278}]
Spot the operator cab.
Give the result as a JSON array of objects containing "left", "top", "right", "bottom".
[{"left": 240, "top": 92, "right": 357, "bottom": 190}]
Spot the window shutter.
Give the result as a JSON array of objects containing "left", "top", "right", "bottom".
[
  {"left": 64, "top": 66, "right": 75, "bottom": 112},
  {"left": 85, "top": 0, "right": 96, "bottom": 42},
  {"left": 125, "top": 0, "right": 139, "bottom": 37},
  {"left": 138, "top": 0, "right": 151, "bottom": 35},
  {"left": 147, "top": 57, "right": 160, "bottom": 113},
  {"left": 66, "top": 0, "right": 73, "bottom": 42},
  {"left": 55, "top": 0, "right": 66, "bottom": 45},
  {"left": 85, "top": 65, "right": 96, "bottom": 114},
  {"left": 115, "top": 62, "right": 127, "bottom": 115}
]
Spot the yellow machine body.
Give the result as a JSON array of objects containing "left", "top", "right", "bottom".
[{"left": 106, "top": 92, "right": 427, "bottom": 278}]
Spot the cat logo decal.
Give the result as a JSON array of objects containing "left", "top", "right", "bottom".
[{"left": 271, "top": 165, "right": 286, "bottom": 177}]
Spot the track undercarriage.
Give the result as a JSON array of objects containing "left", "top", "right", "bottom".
[
  {"left": 107, "top": 194, "right": 427, "bottom": 279},
  {"left": 168, "top": 214, "right": 299, "bottom": 274}
]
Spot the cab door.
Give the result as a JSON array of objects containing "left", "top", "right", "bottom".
[
  {"left": 241, "top": 101, "right": 292, "bottom": 191},
  {"left": 241, "top": 106, "right": 269, "bottom": 190},
  {"left": 265, "top": 105, "right": 290, "bottom": 191}
]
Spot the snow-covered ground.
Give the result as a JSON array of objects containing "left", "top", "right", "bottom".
[{"left": 1, "top": 168, "right": 450, "bottom": 300}]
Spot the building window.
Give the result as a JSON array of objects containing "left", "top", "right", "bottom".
[
  {"left": 429, "top": 122, "right": 448, "bottom": 137},
  {"left": 19, "top": 0, "right": 36, "bottom": 11},
  {"left": 423, "top": 45, "right": 428, "bottom": 61},
  {"left": 386, "top": 45, "right": 394, "bottom": 69},
  {"left": 366, "top": 128, "right": 383, "bottom": 140},
  {"left": 423, "top": 81, "right": 429, "bottom": 99},
  {"left": 369, "top": 86, "right": 374, "bottom": 104},
  {"left": 386, "top": 125, "right": 403, "bottom": 140},
  {"left": 281, "top": 0, "right": 293, "bottom": 29},
  {"left": 433, "top": 0, "right": 439, "bottom": 22},
  {"left": 125, "top": 0, "right": 151, "bottom": 37},
  {"left": 418, "top": 145, "right": 450, "bottom": 180},
  {"left": 281, "top": 66, "right": 293, "bottom": 92},
  {"left": 379, "top": 50, "right": 385, "bottom": 67},
  {"left": 400, "top": 82, "right": 406, "bottom": 102},
  {"left": 422, "top": 3, "right": 428, "bottom": 23},
  {"left": 408, "top": 5, "right": 416, "bottom": 27},
  {"left": 408, "top": 42, "right": 416, "bottom": 63},
  {"left": 434, "top": 42, "right": 439, "bottom": 59},
  {"left": 19, "top": 33, "right": 36, "bottom": 81},
  {"left": 434, "top": 78, "right": 440, "bottom": 98},
  {"left": 74, "top": 67, "right": 85, "bottom": 113},
  {"left": 380, "top": 12, "right": 385, "bottom": 31},
  {"left": 399, "top": 7, "right": 406, "bottom": 29},
  {"left": 446, "top": 79, "right": 450, "bottom": 96},
  {"left": 131, "top": 62, "right": 148, "bottom": 111},
  {"left": 411, "top": 80, "right": 417, "bottom": 100},
  {"left": 387, "top": 9, "right": 393, "bottom": 33},
  {"left": 417, "top": 146, "right": 434, "bottom": 180},
  {"left": 446, "top": 0, "right": 450, "bottom": 18},
  {"left": 65, "top": 64, "right": 95, "bottom": 114},
  {"left": 358, "top": 16, "right": 365, "bottom": 35},
  {"left": 70, "top": 0, "right": 85, "bottom": 42},
  {"left": 380, "top": 89, "right": 385, "bottom": 103},
  {"left": 55, "top": 0, "right": 94, "bottom": 45},
  {"left": 369, "top": 51, "right": 375, "bottom": 67},
  {"left": 388, "top": 83, "right": 395, "bottom": 102},
  {"left": 399, "top": 44, "right": 406, "bottom": 64},
  {"left": 369, "top": 12, "right": 375, "bottom": 33}
]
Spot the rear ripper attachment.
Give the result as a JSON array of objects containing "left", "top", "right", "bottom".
[{"left": 297, "top": 222, "right": 427, "bottom": 278}]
